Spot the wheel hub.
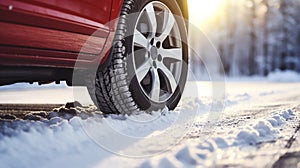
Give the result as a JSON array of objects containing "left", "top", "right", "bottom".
[{"left": 150, "top": 46, "right": 158, "bottom": 60}]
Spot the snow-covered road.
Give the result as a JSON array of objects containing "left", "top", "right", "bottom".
[{"left": 0, "top": 81, "right": 300, "bottom": 168}]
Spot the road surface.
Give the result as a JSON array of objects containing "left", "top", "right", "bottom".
[{"left": 0, "top": 82, "right": 299, "bottom": 168}]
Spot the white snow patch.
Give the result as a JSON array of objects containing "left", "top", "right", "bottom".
[
  {"left": 267, "top": 70, "right": 300, "bottom": 82},
  {"left": 268, "top": 115, "right": 286, "bottom": 127},
  {"left": 233, "top": 110, "right": 294, "bottom": 145},
  {"left": 213, "top": 137, "right": 229, "bottom": 149},
  {"left": 0, "top": 82, "right": 68, "bottom": 90},
  {"left": 226, "top": 70, "right": 300, "bottom": 82},
  {"left": 259, "top": 90, "right": 275, "bottom": 96},
  {"left": 197, "top": 140, "right": 215, "bottom": 152},
  {"left": 175, "top": 146, "right": 198, "bottom": 165},
  {"left": 234, "top": 127, "right": 260, "bottom": 145},
  {"left": 157, "top": 157, "right": 179, "bottom": 168},
  {"left": 224, "top": 93, "right": 251, "bottom": 106},
  {"left": 281, "top": 109, "right": 295, "bottom": 120},
  {"left": 254, "top": 120, "right": 276, "bottom": 138}
]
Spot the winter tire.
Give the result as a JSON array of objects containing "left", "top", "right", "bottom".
[{"left": 91, "top": 0, "right": 188, "bottom": 114}]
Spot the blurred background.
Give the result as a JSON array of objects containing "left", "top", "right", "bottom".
[{"left": 188, "top": 0, "right": 300, "bottom": 78}]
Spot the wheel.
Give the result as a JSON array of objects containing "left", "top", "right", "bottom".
[{"left": 92, "top": 0, "right": 188, "bottom": 114}]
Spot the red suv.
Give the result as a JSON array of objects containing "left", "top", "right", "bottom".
[{"left": 0, "top": 0, "right": 189, "bottom": 114}]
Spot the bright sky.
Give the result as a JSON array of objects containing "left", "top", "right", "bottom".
[{"left": 188, "top": 0, "right": 223, "bottom": 27}]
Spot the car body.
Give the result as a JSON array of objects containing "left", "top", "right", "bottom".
[
  {"left": 0, "top": 0, "right": 188, "bottom": 86},
  {"left": 0, "top": 0, "right": 189, "bottom": 114}
]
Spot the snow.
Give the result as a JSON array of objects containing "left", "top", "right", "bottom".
[
  {"left": 0, "top": 82, "right": 91, "bottom": 105},
  {"left": 0, "top": 81, "right": 299, "bottom": 167},
  {"left": 226, "top": 70, "right": 300, "bottom": 82},
  {"left": 267, "top": 70, "right": 300, "bottom": 82},
  {"left": 0, "top": 81, "right": 68, "bottom": 90},
  {"left": 175, "top": 146, "right": 198, "bottom": 165}
]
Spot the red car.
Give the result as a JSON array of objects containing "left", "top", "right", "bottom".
[{"left": 0, "top": 0, "right": 189, "bottom": 114}]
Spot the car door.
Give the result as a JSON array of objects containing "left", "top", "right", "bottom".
[{"left": 0, "top": 0, "right": 112, "bottom": 65}]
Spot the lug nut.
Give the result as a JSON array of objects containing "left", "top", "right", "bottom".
[{"left": 158, "top": 54, "right": 162, "bottom": 61}]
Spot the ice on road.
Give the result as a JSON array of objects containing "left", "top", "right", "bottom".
[{"left": 0, "top": 81, "right": 300, "bottom": 168}]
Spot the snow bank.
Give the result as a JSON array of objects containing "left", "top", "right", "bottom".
[
  {"left": 225, "top": 70, "right": 300, "bottom": 82},
  {"left": 0, "top": 82, "right": 68, "bottom": 90},
  {"left": 0, "top": 97, "right": 204, "bottom": 168},
  {"left": 0, "top": 107, "right": 296, "bottom": 168},
  {"left": 161, "top": 108, "right": 296, "bottom": 167},
  {"left": 233, "top": 109, "right": 294, "bottom": 145},
  {"left": 235, "top": 127, "right": 260, "bottom": 145},
  {"left": 267, "top": 70, "right": 300, "bottom": 82}
]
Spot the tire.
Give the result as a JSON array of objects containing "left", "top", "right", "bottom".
[{"left": 91, "top": 0, "right": 188, "bottom": 114}]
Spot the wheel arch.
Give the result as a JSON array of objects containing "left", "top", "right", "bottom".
[{"left": 176, "top": 0, "right": 189, "bottom": 21}]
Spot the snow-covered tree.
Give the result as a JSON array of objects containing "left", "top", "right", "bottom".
[{"left": 190, "top": 0, "right": 300, "bottom": 78}]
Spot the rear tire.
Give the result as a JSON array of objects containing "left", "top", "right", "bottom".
[{"left": 90, "top": 0, "right": 188, "bottom": 114}]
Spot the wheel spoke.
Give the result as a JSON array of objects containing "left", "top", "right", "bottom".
[
  {"left": 158, "top": 63, "right": 177, "bottom": 93},
  {"left": 158, "top": 10, "right": 175, "bottom": 41},
  {"left": 145, "top": 3, "right": 157, "bottom": 35},
  {"left": 134, "top": 30, "right": 148, "bottom": 48},
  {"left": 136, "top": 61, "right": 151, "bottom": 83},
  {"left": 150, "top": 69, "right": 160, "bottom": 101},
  {"left": 159, "top": 48, "right": 182, "bottom": 61}
]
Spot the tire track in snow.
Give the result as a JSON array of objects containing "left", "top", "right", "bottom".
[
  {"left": 285, "top": 106, "right": 300, "bottom": 148},
  {"left": 285, "top": 123, "right": 300, "bottom": 148}
]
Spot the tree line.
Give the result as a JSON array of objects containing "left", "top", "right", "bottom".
[{"left": 190, "top": 0, "right": 300, "bottom": 77}]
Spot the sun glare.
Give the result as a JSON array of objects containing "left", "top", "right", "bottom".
[{"left": 188, "top": 0, "right": 223, "bottom": 26}]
